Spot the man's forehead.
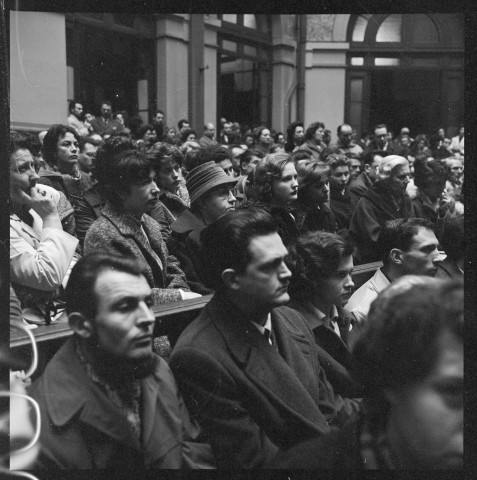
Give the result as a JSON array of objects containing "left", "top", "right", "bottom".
[
  {"left": 248, "top": 233, "right": 287, "bottom": 260},
  {"left": 410, "top": 227, "right": 437, "bottom": 247},
  {"left": 11, "top": 149, "right": 33, "bottom": 165},
  {"left": 94, "top": 270, "right": 151, "bottom": 302}
]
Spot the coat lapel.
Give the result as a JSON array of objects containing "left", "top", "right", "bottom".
[
  {"left": 41, "top": 339, "right": 140, "bottom": 451},
  {"left": 208, "top": 297, "right": 329, "bottom": 432}
]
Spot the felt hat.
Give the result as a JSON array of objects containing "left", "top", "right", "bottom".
[{"left": 186, "top": 161, "right": 237, "bottom": 204}]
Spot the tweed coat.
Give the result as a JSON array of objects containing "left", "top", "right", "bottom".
[
  {"left": 74, "top": 184, "right": 174, "bottom": 245},
  {"left": 169, "top": 294, "right": 360, "bottom": 468},
  {"left": 84, "top": 202, "right": 189, "bottom": 304},
  {"left": 29, "top": 338, "right": 215, "bottom": 469}
]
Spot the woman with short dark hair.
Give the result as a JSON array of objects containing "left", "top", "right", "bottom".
[
  {"left": 287, "top": 231, "right": 359, "bottom": 396},
  {"left": 84, "top": 135, "right": 197, "bottom": 305}
]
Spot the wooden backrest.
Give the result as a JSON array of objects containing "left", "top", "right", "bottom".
[{"left": 11, "top": 262, "right": 382, "bottom": 375}]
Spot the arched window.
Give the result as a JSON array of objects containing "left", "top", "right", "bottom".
[
  {"left": 376, "top": 14, "right": 401, "bottom": 42},
  {"left": 346, "top": 14, "right": 463, "bottom": 139}
]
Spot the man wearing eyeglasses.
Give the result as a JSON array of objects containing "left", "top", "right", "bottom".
[
  {"left": 28, "top": 252, "right": 214, "bottom": 469},
  {"left": 166, "top": 161, "right": 237, "bottom": 294},
  {"left": 348, "top": 151, "right": 383, "bottom": 210},
  {"left": 364, "top": 124, "right": 405, "bottom": 158}
]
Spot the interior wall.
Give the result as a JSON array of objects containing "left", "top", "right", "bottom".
[{"left": 10, "top": 12, "right": 68, "bottom": 131}]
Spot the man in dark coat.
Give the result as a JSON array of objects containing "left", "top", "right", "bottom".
[
  {"left": 169, "top": 209, "right": 360, "bottom": 468},
  {"left": 89, "top": 101, "right": 123, "bottom": 137},
  {"left": 29, "top": 253, "right": 214, "bottom": 469},
  {"left": 349, "top": 155, "right": 415, "bottom": 264},
  {"left": 348, "top": 150, "right": 383, "bottom": 210}
]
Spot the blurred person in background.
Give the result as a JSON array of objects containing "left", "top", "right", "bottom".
[{"left": 276, "top": 278, "right": 463, "bottom": 470}]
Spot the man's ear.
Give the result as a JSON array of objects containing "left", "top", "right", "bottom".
[
  {"left": 69, "top": 312, "right": 94, "bottom": 339},
  {"left": 389, "top": 248, "right": 404, "bottom": 265},
  {"left": 364, "top": 163, "right": 371, "bottom": 173},
  {"left": 221, "top": 268, "right": 241, "bottom": 291}
]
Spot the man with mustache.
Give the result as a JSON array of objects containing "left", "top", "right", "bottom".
[
  {"left": 29, "top": 252, "right": 214, "bottom": 469},
  {"left": 169, "top": 209, "right": 360, "bottom": 468}
]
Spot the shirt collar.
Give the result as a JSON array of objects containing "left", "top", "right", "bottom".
[{"left": 250, "top": 313, "right": 272, "bottom": 336}]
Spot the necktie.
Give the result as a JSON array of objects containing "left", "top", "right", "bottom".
[{"left": 263, "top": 328, "right": 273, "bottom": 346}]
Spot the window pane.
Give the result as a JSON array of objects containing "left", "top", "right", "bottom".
[
  {"left": 375, "top": 57, "right": 400, "bottom": 66},
  {"left": 352, "top": 15, "right": 370, "bottom": 42},
  {"left": 244, "top": 45, "right": 257, "bottom": 57},
  {"left": 222, "top": 40, "right": 237, "bottom": 52},
  {"left": 411, "top": 58, "right": 439, "bottom": 67},
  {"left": 412, "top": 15, "right": 439, "bottom": 44},
  {"left": 222, "top": 14, "right": 237, "bottom": 24},
  {"left": 350, "top": 78, "right": 363, "bottom": 100},
  {"left": 243, "top": 14, "right": 257, "bottom": 29},
  {"left": 376, "top": 14, "right": 402, "bottom": 42},
  {"left": 351, "top": 57, "right": 364, "bottom": 66}
]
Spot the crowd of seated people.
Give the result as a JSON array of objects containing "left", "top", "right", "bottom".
[{"left": 8, "top": 103, "right": 465, "bottom": 471}]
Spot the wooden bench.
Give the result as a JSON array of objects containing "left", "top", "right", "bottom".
[{"left": 10, "top": 262, "right": 381, "bottom": 378}]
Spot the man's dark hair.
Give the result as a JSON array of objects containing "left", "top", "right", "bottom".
[
  {"left": 240, "top": 148, "right": 265, "bottom": 166},
  {"left": 304, "top": 122, "right": 325, "bottom": 141},
  {"left": 69, "top": 100, "right": 82, "bottom": 113},
  {"left": 19, "top": 132, "right": 42, "bottom": 159},
  {"left": 93, "top": 135, "right": 151, "bottom": 207},
  {"left": 362, "top": 149, "right": 381, "bottom": 167},
  {"left": 324, "top": 153, "right": 349, "bottom": 170},
  {"left": 413, "top": 157, "right": 447, "bottom": 191},
  {"left": 373, "top": 123, "right": 387, "bottom": 132},
  {"left": 287, "top": 232, "right": 354, "bottom": 301},
  {"left": 195, "top": 144, "right": 232, "bottom": 166},
  {"left": 199, "top": 209, "right": 278, "bottom": 292},
  {"left": 319, "top": 146, "right": 340, "bottom": 162},
  {"left": 353, "top": 278, "right": 463, "bottom": 429},
  {"left": 42, "top": 124, "right": 80, "bottom": 168},
  {"left": 9, "top": 131, "right": 31, "bottom": 157},
  {"left": 178, "top": 119, "right": 190, "bottom": 130},
  {"left": 79, "top": 135, "right": 101, "bottom": 152},
  {"left": 147, "top": 142, "right": 184, "bottom": 171},
  {"left": 65, "top": 252, "right": 148, "bottom": 320},
  {"left": 101, "top": 100, "right": 112, "bottom": 108},
  {"left": 290, "top": 150, "right": 312, "bottom": 164},
  {"left": 378, "top": 217, "right": 435, "bottom": 265}
]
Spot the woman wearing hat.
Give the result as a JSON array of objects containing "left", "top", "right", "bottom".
[
  {"left": 167, "top": 161, "right": 238, "bottom": 294},
  {"left": 240, "top": 152, "right": 299, "bottom": 247}
]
